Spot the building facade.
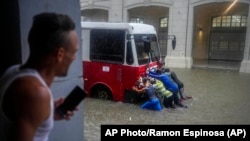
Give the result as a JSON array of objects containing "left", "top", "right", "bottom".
[{"left": 80, "top": 0, "right": 250, "bottom": 73}]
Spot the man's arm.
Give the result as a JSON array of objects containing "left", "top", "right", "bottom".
[
  {"left": 6, "top": 76, "right": 50, "bottom": 141},
  {"left": 132, "top": 86, "right": 145, "bottom": 93}
]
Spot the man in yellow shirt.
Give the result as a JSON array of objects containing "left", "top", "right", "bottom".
[{"left": 153, "top": 79, "right": 175, "bottom": 108}]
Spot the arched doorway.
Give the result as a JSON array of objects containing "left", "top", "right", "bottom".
[
  {"left": 192, "top": 2, "right": 249, "bottom": 70},
  {"left": 127, "top": 6, "right": 169, "bottom": 59}
]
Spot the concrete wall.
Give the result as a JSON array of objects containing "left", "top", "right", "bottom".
[
  {"left": 18, "top": 0, "right": 84, "bottom": 141},
  {"left": 240, "top": 5, "right": 250, "bottom": 73},
  {"left": 1, "top": 0, "right": 22, "bottom": 76}
]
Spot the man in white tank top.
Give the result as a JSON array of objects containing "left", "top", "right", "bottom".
[{"left": 0, "top": 12, "right": 79, "bottom": 141}]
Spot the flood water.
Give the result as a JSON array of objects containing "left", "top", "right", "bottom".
[{"left": 83, "top": 68, "right": 250, "bottom": 141}]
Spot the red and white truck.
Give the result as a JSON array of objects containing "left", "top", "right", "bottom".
[{"left": 81, "top": 22, "right": 164, "bottom": 103}]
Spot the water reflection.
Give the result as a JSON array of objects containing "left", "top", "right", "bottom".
[{"left": 83, "top": 68, "right": 250, "bottom": 141}]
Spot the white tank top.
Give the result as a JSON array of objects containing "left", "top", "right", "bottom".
[{"left": 0, "top": 65, "right": 54, "bottom": 141}]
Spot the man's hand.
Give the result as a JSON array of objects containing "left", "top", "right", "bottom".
[
  {"left": 146, "top": 68, "right": 150, "bottom": 75},
  {"left": 54, "top": 97, "right": 79, "bottom": 121}
]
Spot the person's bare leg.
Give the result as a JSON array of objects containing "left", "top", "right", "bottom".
[{"left": 180, "top": 88, "right": 192, "bottom": 100}]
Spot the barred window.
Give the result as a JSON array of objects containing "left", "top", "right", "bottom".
[
  {"left": 160, "top": 17, "right": 168, "bottom": 28},
  {"left": 212, "top": 15, "right": 247, "bottom": 27},
  {"left": 130, "top": 18, "right": 144, "bottom": 23}
]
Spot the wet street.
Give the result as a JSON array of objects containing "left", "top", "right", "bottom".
[{"left": 83, "top": 68, "right": 250, "bottom": 141}]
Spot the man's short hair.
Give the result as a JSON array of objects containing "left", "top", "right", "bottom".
[
  {"left": 156, "top": 69, "right": 163, "bottom": 74},
  {"left": 142, "top": 77, "right": 150, "bottom": 84},
  {"left": 28, "top": 12, "right": 75, "bottom": 57},
  {"left": 161, "top": 67, "right": 170, "bottom": 73}
]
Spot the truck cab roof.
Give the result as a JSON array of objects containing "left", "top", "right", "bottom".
[{"left": 81, "top": 22, "right": 157, "bottom": 34}]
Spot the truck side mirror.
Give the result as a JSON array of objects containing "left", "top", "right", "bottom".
[{"left": 172, "top": 36, "right": 176, "bottom": 50}]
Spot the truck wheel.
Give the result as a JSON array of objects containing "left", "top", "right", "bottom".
[{"left": 91, "top": 85, "right": 112, "bottom": 100}]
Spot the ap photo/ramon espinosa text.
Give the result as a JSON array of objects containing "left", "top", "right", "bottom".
[{"left": 101, "top": 125, "right": 249, "bottom": 140}]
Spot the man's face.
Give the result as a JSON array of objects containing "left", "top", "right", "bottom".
[
  {"left": 57, "top": 30, "right": 79, "bottom": 76},
  {"left": 135, "top": 76, "right": 143, "bottom": 87},
  {"left": 137, "top": 76, "right": 142, "bottom": 83}
]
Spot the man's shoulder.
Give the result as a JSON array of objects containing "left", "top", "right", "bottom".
[
  {"left": 10, "top": 76, "right": 49, "bottom": 99},
  {"left": 14, "top": 75, "right": 45, "bottom": 89}
]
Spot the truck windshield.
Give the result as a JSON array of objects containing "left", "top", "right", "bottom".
[{"left": 134, "top": 34, "right": 161, "bottom": 65}]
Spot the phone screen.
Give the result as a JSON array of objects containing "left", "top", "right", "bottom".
[{"left": 56, "top": 86, "right": 86, "bottom": 117}]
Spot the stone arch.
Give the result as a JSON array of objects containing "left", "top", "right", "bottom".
[
  {"left": 188, "top": 0, "right": 250, "bottom": 71},
  {"left": 81, "top": 9, "right": 109, "bottom": 22},
  {"left": 124, "top": 2, "right": 171, "bottom": 59},
  {"left": 80, "top": 0, "right": 110, "bottom": 22}
]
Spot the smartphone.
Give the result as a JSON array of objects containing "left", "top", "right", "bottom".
[{"left": 56, "top": 86, "right": 86, "bottom": 117}]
